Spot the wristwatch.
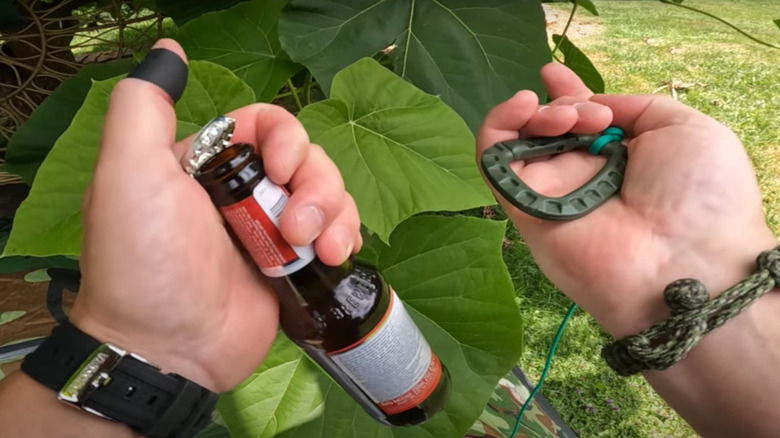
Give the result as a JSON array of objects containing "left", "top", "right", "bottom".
[{"left": 21, "top": 321, "right": 218, "bottom": 438}]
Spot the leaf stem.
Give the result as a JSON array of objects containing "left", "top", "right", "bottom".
[
  {"left": 659, "top": 0, "right": 780, "bottom": 50},
  {"left": 552, "top": 2, "right": 578, "bottom": 57},
  {"left": 303, "top": 71, "right": 313, "bottom": 106},
  {"left": 274, "top": 91, "right": 294, "bottom": 100},
  {"left": 286, "top": 79, "right": 303, "bottom": 111}
]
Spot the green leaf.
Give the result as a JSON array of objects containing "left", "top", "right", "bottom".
[
  {"left": 218, "top": 333, "right": 327, "bottom": 438},
  {"left": 177, "top": 0, "right": 301, "bottom": 102},
  {"left": 774, "top": 18, "right": 780, "bottom": 30},
  {"left": 24, "top": 269, "right": 51, "bottom": 283},
  {"left": 155, "top": 0, "right": 248, "bottom": 25},
  {"left": 0, "top": 311, "right": 25, "bottom": 326},
  {"left": 574, "top": 0, "right": 598, "bottom": 16},
  {"left": 0, "top": 221, "right": 78, "bottom": 274},
  {"left": 280, "top": 0, "right": 550, "bottom": 132},
  {"left": 552, "top": 34, "right": 604, "bottom": 94},
  {"left": 193, "top": 423, "right": 232, "bottom": 438},
  {"left": 4, "top": 61, "right": 255, "bottom": 258},
  {"left": 220, "top": 215, "right": 521, "bottom": 438},
  {"left": 173, "top": 61, "right": 256, "bottom": 139},
  {"left": 298, "top": 58, "right": 493, "bottom": 242},
  {"left": 4, "top": 59, "right": 134, "bottom": 184}
]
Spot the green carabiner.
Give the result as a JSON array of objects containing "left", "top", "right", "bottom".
[{"left": 480, "top": 127, "right": 628, "bottom": 221}]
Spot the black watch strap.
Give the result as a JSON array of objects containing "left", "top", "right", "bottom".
[{"left": 21, "top": 322, "right": 218, "bottom": 438}]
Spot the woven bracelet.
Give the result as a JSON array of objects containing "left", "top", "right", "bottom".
[{"left": 602, "top": 246, "right": 780, "bottom": 376}]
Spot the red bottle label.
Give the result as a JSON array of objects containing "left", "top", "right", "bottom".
[{"left": 219, "top": 178, "right": 315, "bottom": 277}]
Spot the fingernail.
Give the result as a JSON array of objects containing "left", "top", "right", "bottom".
[
  {"left": 332, "top": 226, "right": 353, "bottom": 260},
  {"left": 128, "top": 44, "right": 188, "bottom": 102},
  {"left": 295, "top": 206, "right": 325, "bottom": 244},
  {"left": 537, "top": 105, "right": 551, "bottom": 112},
  {"left": 345, "top": 241, "right": 354, "bottom": 261}
]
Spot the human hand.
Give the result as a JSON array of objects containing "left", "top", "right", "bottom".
[
  {"left": 477, "top": 63, "right": 776, "bottom": 337},
  {"left": 69, "top": 39, "right": 362, "bottom": 392}
]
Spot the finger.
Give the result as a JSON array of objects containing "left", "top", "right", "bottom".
[
  {"left": 476, "top": 90, "right": 539, "bottom": 153},
  {"left": 520, "top": 105, "right": 578, "bottom": 137},
  {"left": 541, "top": 62, "right": 594, "bottom": 100},
  {"left": 524, "top": 100, "right": 612, "bottom": 137},
  {"left": 173, "top": 103, "right": 310, "bottom": 184},
  {"left": 590, "top": 94, "right": 701, "bottom": 137},
  {"left": 279, "top": 144, "right": 346, "bottom": 246},
  {"left": 99, "top": 39, "right": 187, "bottom": 163},
  {"left": 315, "top": 194, "right": 362, "bottom": 266}
]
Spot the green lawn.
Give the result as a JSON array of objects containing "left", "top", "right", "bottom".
[{"left": 510, "top": 1, "right": 780, "bottom": 437}]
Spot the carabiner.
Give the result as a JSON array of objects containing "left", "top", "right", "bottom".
[{"left": 480, "top": 127, "right": 627, "bottom": 221}]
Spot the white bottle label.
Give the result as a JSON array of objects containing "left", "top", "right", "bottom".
[
  {"left": 329, "top": 291, "right": 443, "bottom": 415},
  {"left": 219, "top": 177, "right": 315, "bottom": 277}
]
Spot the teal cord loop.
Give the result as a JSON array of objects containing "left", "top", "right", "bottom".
[{"left": 589, "top": 126, "right": 625, "bottom": 155}]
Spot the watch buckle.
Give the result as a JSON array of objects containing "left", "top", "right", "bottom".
[{"left": 58, "top": 343, "right": 157, "bottom": 421}]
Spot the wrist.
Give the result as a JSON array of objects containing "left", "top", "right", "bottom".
[
  {"left": 0, "top": 372, "right": 140, "bottom": 438},
  {"left": 599, "top": 233, "right": 778, "bottom": 339},
  {"left": 69, "top": 302, "right": 221, "bottom": 393}
]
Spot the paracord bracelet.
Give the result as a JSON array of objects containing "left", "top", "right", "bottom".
[{"left": 602, "top": 246, "right": 780, "bottom": 376}]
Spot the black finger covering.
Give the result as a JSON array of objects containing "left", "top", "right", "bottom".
[{"left": 128, "top": 48, "right": 188, "bottom": 103}]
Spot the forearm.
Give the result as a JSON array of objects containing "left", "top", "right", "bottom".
[
  {"left": 0, "top": 371, "right": 139, "bottom": 438},
  {"left": 644, "top": 291, "right": 780, "bottom": 437}
]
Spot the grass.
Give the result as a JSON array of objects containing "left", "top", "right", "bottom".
[{"left": 510, "top": 1, "right": 780, "bottom": 437}]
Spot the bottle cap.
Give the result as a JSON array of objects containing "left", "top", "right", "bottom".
[{"left": 182, "top": 115, "right": 236, "bottom": 176}]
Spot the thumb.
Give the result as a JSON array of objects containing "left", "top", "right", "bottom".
[
  {"left": 99, "top": 39, "right": 188, "bottom": 164},
  {"left": 589, "top": 94, "right": 702, "bottom": 137}
]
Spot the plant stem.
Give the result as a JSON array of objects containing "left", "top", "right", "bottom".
[
  {"left": 552, "top": 2, "right": 578, "bottom": 56},
  {"left": 303, "top": 71, "right": 313, "bottom": 106},
  {"left": 659, "top": 0, "right": 779, "bottom": 50},
  {"left": 287, "top": 79, "right": 303, "bottom": 111},
  {"left": 273, "top": 91, "right": 294, "bottom": 100}
]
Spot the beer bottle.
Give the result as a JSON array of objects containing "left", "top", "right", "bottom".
[{"left": 183, "top": 116, "right": 451, "bottom": 426}]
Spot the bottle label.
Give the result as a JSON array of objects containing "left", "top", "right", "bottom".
[
  {"left": 220, "top": 178, "right": 315, "bottom": 277},
  {"left": 329, "top": 291, "right": 443, "bottom": 415}
]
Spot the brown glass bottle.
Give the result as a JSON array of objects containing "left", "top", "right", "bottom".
[{"left": 194, "top": 143, "right": 451, "bottom": 427}]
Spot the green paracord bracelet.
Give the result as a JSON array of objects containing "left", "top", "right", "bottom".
[{"left": 602, "top": 246, "right": 780, "bottom": 376}]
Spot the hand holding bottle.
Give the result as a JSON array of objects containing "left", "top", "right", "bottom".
[{"left": 70, "top": 39, "right": 363, "bottom": 393}]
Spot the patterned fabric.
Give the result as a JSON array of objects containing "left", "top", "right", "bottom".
[{"left": 468, "top": 367, "right": 577, "bottom": 438}]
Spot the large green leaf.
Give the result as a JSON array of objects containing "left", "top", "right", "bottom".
[
  {"left": 177, "top": 0, "right": 301, "bottom": 102},
  {"left": 552, "top": 34, "right": 604, "bottom": 94},
  {"left": 155, "top": 0, "right": 247, "bottom": 25},
  {"left": 3, "top": 61, "right": 255, "bottom": 258},
  {"left": 219, "top": 215, "right": 522, "bottom": 438},
  {"left": 0, "top": 220, "right": 78, "bottom": 274},
  {"left": 298, "top": 58, "right": 492, "bottom": 242},
  {"left": 280, "top": 0, "right": 551, "bottom": 132},
  {"left": 4, "top": 59, "right": 134, "bottom": 184}
]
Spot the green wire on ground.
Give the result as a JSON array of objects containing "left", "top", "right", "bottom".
[{"left": 510, "top": 303, "right": 578, "bottom": 438}]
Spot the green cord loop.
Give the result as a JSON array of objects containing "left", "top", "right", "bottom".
[
  {"left": 589, "top": 126, "right": 625, "bottom": 155},
  {"left": 602, "top": 246, "right": 780, "bottom": 376}
]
